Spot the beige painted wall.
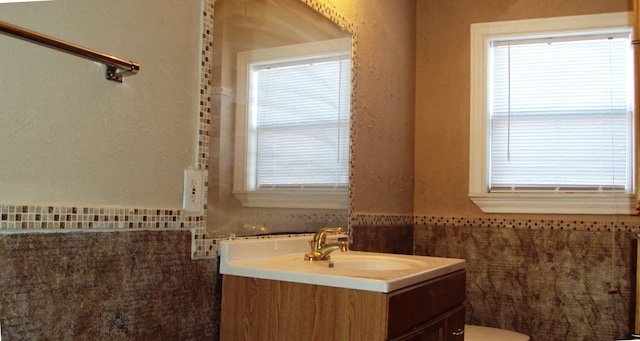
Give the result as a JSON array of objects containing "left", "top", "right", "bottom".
[
  {"left": 414, "top": 0, "right": 632, "bottom": 218},
  {"left": 0, "top": 0, "right": 201, "bottom": 209}
]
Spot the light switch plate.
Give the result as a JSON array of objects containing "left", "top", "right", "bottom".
[{"left": 183, "top": 168, "right": 204, "bottom": 214}]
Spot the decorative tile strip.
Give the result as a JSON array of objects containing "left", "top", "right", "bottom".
[
  {"left": 350, "top": 213, "right": 640, "bottom": 232},
  {"left": 414, "top": 215, "right": 640, "bottom": 232},
  {"left": 350, "top": 213, "right": 413, "bottom": 226},
  {"left": 0, "top": 205, "right": 202, "bottom": 230}
]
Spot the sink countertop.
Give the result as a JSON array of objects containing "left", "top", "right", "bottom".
[{"left": 219, "top": 235, "right": 465, "bottom": 293}]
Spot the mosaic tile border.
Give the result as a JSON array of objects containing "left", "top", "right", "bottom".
[
  {"left": 352, "top": 213, "right": 640, "bottom": 233},
  {"left": 192, "top": 0, "right": 216, "bottom": 258},
  {"left": 208, "top": 212, "right": 640, "bottom": 256},
  {"left": 415, "top": 215, "right": 640, "bottom": 232},
  {"left": 228, "top": 211, "right": 348, "bottom": 224},
  {"left": 0, "top": 205, "right": 201, "bottom": 230},
  {"left": 299, "top": 0, "right": 355, "bottom": 34},
  {"left": 350, "top": 213, "right": 414, "bottom": 226}
]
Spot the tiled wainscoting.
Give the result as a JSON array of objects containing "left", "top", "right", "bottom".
[
  {"left": 0, "top": 230, "right": 218, "bottom": 340},
  {"left": 354, "top": 215, "right": 640, "bottom": 341},
  {"left": 414, "top": 224, "right": 633, "bottom": 341},
  {"left": 350, "top": 224, "right": 413, "bottom": 254}
]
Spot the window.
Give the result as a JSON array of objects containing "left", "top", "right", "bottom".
[
  {"left": 233, "top": 38, "right": 351, "bottom": 209},
  {"left": 469, "top": 12, "right": 636, "bottom": 214}
]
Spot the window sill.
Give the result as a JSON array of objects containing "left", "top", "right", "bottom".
[
  {"left": 233, "top": 189, "right": 347, "bottom": 209},
  {"left": 469, "top": 193, "right": 637, "bottom": 215}
]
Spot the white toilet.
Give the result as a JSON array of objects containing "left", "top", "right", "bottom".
[{"left": 464, "top": 325, "right": 530, "bottom": 341}]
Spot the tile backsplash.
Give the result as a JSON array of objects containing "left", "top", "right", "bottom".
[{"left": 0, "top": 205, "right": 200, "bottom": 230}]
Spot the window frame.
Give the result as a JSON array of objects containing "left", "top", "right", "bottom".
[
  {"left": 233, "top": 38, "right": 351, "bottom": 209},
  {"left": 469, "top": 12, "right": 637, "bottom": 215}
]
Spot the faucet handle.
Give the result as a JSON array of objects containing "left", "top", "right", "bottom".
[
  {"left": 315, "top": 227, "right": 343, "bottom": 242},
  {"left": 316, "top": 227, "right": 342, "bottom": 243},
  {"left": 316, "top": 226, "right": 343, "bottom": 235}
]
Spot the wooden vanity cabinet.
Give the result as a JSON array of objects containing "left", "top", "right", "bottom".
[{"left": 220, "top": 269, "right": 466, "bottom": 341}]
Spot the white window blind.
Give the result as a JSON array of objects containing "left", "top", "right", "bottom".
[
  {"left": 489, "top": 33, "right": 634, "bottom": 192},
  {"left": 254, "top": 58, "right": 350, "bottom": 189}
]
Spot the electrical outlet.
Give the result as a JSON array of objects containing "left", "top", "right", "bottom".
[{"left": 183, "top": 169, "right": 204, "bottom": 214}]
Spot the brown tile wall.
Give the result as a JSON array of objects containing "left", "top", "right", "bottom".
[
  {"left": 414, "top": 225, "right": 634, "bottom": 341},
  {"left": 350, "top": 225, "right": 414, "bottom": 254},
  {"left": 0, "top": 230, "right": 218, "bottom": 340}
]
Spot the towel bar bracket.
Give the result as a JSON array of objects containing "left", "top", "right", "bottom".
[{"left": 106, "top": 64, "right": 140, "bottom": 83}]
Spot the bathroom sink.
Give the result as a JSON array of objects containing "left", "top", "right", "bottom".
[
  {"left": 219, "top": 235, "right": 465, "bottom": 292},
  {"left": 322, "top": 254, "right": 426, "bottom": 270}
]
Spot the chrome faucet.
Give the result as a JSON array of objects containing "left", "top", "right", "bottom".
[{"left": 304, "top": 227, "right": 348, "bottom": 261}]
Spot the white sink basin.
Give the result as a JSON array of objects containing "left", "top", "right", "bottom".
[
  {"left": 324, "top": 253, "right": 426, "bottom": 270},
  {"left": 219, "top": 235, "right": 465, "bottom": 293}
]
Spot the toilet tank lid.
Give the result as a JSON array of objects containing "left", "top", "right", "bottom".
[{"left": 464, "top": 325, "right": 530, "bottom": 341}]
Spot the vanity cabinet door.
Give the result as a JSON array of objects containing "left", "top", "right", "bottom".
[
  {"left": 388, "top": 305, "right": 465, "bottom": 341},
  {"left": 445, "top": 305, "right": 465, "bottom": 341},
  {"left": 389, "top": 318, "right": 446, "bottom": 341},
  {"left": 387, "top": 270, "right": 466, "bottom": 339}
]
